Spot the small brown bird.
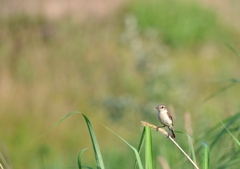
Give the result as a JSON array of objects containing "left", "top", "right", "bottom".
[{"left": 155, "top": 105, "right": 176, "bottom": 138}]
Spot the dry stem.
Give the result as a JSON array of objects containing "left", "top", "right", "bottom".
[{"left": 141, "top": 121, "right": 199, "bottom": 169}]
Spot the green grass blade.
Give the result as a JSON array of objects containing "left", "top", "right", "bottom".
[
  {"left": 186, "top": 134, "right": 197, "bottom": 165},
  {"left": 219, "top": 157, "right": 240, "bottom": 169},
  {"left": 103, "top": 125, "right": 144, "bottom": 169},
  {"left": 135, "top": 127, "right": 145, "bottom": 169},
  {"left": 219, "top": 118, "right": 240, "bottom": 146},
  {"left": 209, "top": 113, "right": 240, "bottom": 148},
  {"left": 145, "top": 126, "right": 153, "bottom": 169},
  {"left": 78, "top": 148, "right": 88, "bottom": 169},
  {"left": 52, "top": 111, "right": 80, "bottom": 127},
  {"left": 201, "top": 142, "right": 210, "bottom": 169},
  {"left": 82, "top": 114, "right": 105, "bottom": 169},
  {"left": 34, "top": 112, "right": 105, "bottom": 169},
  {"left": 224, "top": 41, "right": 240, "bottom": 59},
  {"left": 205, "top": 112, "right": 240, "bottom": 135},
  {"left": 203, "top": 83, "right": 237, "bottom": 102},
  {"left": 137, "top": 127, "right": 146, "bottom": 154},
  {"left": 31, "top": 111, "right": 80, "bottom": 143},
  {"left": 175, "top": 131, "right": 197, "bottom": 165}
]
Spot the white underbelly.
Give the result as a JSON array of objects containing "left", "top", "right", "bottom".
[{"left": 158, "top": 113, "right": 172, "bottom": 126}]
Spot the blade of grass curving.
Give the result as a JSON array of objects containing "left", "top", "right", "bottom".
[
  {"left": 145, "top": 126, "right": 153, "bottom": 169},
  {"left": 224, "top": 41, "right": 240, "bottom": 59},
  {"left": 175, "top": 131, "right": 197, "bottom": 165},
  {"left": 82, "top": 114, "right": 105, "bottom": 169},
  {"left": 218, "top": 118, "right": 240, "bottom": 146},
  {"left": 52, "top": 111, "right": 80, "bottom": 127},
  {"left": 219, "top": 157, "right": 240, "bottom": 169},
  {"left": 201, "top": 142, "right": 210, "bottom": 169},
  {"left": 203, "top": 77, "right": 240, "bottom": 103},
  {"left": 204, "top": 112, "right": 240, "bottom": 136},
  {"left": 206, "top": 114, "right": 240, "bottom": 168},
  {"left": 30, "top": 111, "right": 80, "bottom": 143},
  {"left": 195, "top": 112, "right": 240, "bottom": 156},
  {"left": 135, "top": 127, "right": 146, "bottom": 169},
  {"left": 103, "top": 125, "right": 144, "bottom": 169},
  {"left": 33, "top": 111, "right": 105, "bottom": 169},
  {"left": 78, "top": 148, "right": 89, "bottom": 169},
  {"left": 203, "top": 82, "right": 237, "bottom": 102},
  {"left": 217, "top": 150, "right": 240, "bottom": 169},
  {"left": 137, "top": 127, "right": 146, "bottom": 154},
  {"left": 187, "top": 134, "right": 197, "bottom": 165},
  {"left": 210, "top": 78, "right": 240, "bottom": 83},
  {"left": 210, "top": 113, "right": 240, "bottom": 148},
  {"left": 216, "top": 146, "right": 237, "bottom": 167}
]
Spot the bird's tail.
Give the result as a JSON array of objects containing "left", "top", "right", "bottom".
[{"left": 169, "top": 128, "right": 176, "bottom": 138}]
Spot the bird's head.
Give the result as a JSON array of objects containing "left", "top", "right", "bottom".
[{"left": 154, "top": 105, "right": 166, "bottom": 111}]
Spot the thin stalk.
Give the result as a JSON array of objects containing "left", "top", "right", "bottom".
[{"left": 141, "top": 121, "right": 199, "bottom": 169}]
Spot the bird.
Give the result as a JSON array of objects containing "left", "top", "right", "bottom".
[{"left": 155, "top": 105, "right": 176, "bottom": 138}]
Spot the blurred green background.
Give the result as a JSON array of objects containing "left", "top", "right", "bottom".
[{"left": 0, "top": 0, "right": 240, "bottom": 168}]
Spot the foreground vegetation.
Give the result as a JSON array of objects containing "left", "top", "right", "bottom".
[{"left": 0, "top": 0, "right": 240, "bottom": 168}]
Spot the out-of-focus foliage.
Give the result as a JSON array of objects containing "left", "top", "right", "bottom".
[
  {"left": 130, "top": 0, "right": 228, "bottom": 47},
  {"left": 0, "top": 0, "right": 240, "bottom": 169}
]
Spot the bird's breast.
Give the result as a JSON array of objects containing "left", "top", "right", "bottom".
[{"left": 158, "top": 112, "right": 172, "bottom": 126}]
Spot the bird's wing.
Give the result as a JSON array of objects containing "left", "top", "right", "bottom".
[{"left": 167, "top": 111, "right": 173, "bottom": 123}]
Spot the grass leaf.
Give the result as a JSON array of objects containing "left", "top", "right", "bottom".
[
  {"left": 186, "top": 134, "right": 197, "bottom": 165},
  {"left": 103, "top": 125, "right": 144, "bottom": 169},
  {"left": 78, "top": 148, "right": 88, "bottom": 169},
  {"left": 224, "top": 41, "right": 240, "bottom": 59},
  {"left": 145, "top": 126, "right": 154, "bottom": 169},
  {"left": 30, "top": 111, "right": 80, "bottom": 143},
  {"left": 52, "top": 111, "right": 80, "bottom": 128},
  {"left": 137, "top": 127, "right": 146, "bottom": 154},
  {"left": 203, "top": 83, "right": 237, "bottom": 102},
  {"left": 34, "top": 112, "right": 105, "bottom": 169},
  {"left": 82, "top": 114, "right": 105, "bottom": 169},
  {"left": 218, "top": 118, "right": 240, "bottom": 146},
  {"left": 135, "top": 127, "right": 145, "bottom": 169},
  {"left": 201, "top": 142, "right": 210, "bottom": 169},
  {"left": 175, "top": 131, "right": 197, "bottom": 165},
  {"left": 219, "top": 157, "right": 240, "bottom": 169},
  {"left": 210, "top": 112, "right": 240, "bottom": 148}
]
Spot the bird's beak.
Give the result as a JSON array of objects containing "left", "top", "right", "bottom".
[{"left": 154, "top": 106, "right": 158, "bottom": 110}]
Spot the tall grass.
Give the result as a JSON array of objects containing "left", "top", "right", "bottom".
[
  {"left": 0, "top": 1, "right": 240, "bottom": 168},
  {"left": 35, "top": 110, "right": 239, "bottom": 169}
]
